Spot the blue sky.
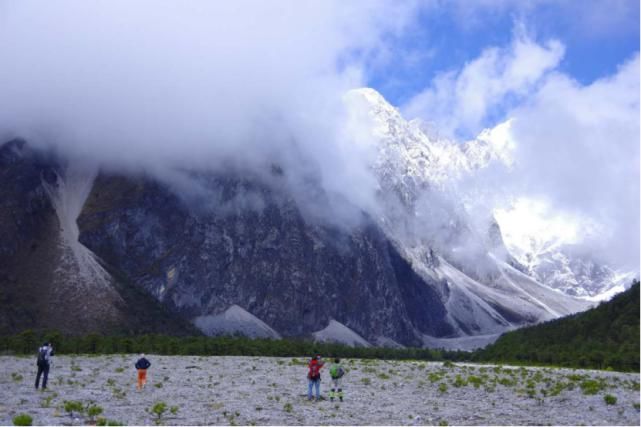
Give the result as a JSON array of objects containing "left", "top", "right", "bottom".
[{"left": 366, "top": 0, "right": 640, "bottom": 108}]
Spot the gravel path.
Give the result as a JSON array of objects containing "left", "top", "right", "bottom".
[{"left": 0, "top": 355, "right": 638, "bottom": 425}]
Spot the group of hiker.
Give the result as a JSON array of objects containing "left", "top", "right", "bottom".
[
  {"left": 307, "top": 354, "right": 345, "bottom": 402},
  {"left": 35, "top": 344, "right": 347, "bottom": 401}
]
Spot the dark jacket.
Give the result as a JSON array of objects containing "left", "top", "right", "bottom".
[
  {"left": 135, "top": 357, "right": 151, "bottom": 370},
  {"left": 36, "top": 346, "right": 54, "bottom": 366}
]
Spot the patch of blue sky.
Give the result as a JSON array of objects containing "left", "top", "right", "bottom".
[{"left": 364, "top": 0, "right": 639, "bottom": 108}]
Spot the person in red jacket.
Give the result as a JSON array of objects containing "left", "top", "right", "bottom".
[{"left": 307, "top": 354, "right": 324, "bottom": 401}]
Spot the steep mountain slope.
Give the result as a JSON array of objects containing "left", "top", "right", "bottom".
[
  {"left": 473, "top": 280, "right": 640, "bottom": 371},
  {"left": 346, "top": 88, "right": 631, "bottom": 303},
  {"left": 0, "top": 140, "right": 198, "bottom": 335},
  {"left": 344, "top": 89, "right": 590, "bottom": 346},
  {"left": 77, "top": 170, "right": 454, "bottom": 347}
]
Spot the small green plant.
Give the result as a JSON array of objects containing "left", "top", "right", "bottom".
[
  {"left": 12, "top": 414, "right": 33, "bottom": 426},
  {"left": 442, "top": 361, "right": 454, "bottom": 368},
  {"left": 154, "top": 382, "right": 163, "bottom": 388},
  {"left": 64, "top": 400, "right": 84, "bottom": 418},
  {"left": 151, "top": 401, "right": 167, "bottom": 425},
  {"left": 428, "top": 372, "right": 441, "bottom": 383},
  {"left": 361, "top": 378, "right": 371, "bottom": 386},
  {"left": 581, "top": 379, "right": 605, "bottom": 395},
  {"left": 452, "top": 375, "right": 467, "bottom": 388},
  {"left": 438, "top": 420, "right": 448, "bottom": 426},
  {"left": 498, "top": 377, "right": 516, "bottom": 387},
  {"left": 604, "top": 395, "right": 617, "bottom": 405},
  {"left": 96, "top": 418, "right": 124, "bottom": 426},
  {"left": 283, "top": 403, "right": 293, "bottom": 413},
  {"left": 87, "top": 405, "right": 104, "bottom": 422},
  {"left": 633, "top": 402, "right": 640, "bottom": 411},
  {"left": 438, "top": 383, "right": 447, "bottom": 393},
  {"left": 41, "top": 394, "right": 55, "bottom": 408},
  {"left": 468, "top": 375, "right": 483, "bottom": 388},
  {"left": 115, "top": 367, "right": 125, "bottom": 373},
  {"left": 170, "top": 406, "right": 179, "bottom": 415},
  {"left": 11, "top": 372, "right": 24, "bottom": 382},
  {"left": 567, "top": 374, "right": 584, "bottom": 382},
  {"left": 106, "top": 378, "right": 116, "bottom": 387}
]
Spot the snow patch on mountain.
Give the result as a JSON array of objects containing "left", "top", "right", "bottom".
[
  {"left": 422, "top": 333, "right": 502, "bottom": 351},
  {"left": 494, "top": 198, "right": 634, "bottom": 299},
  {"left": 193, "top": 305, "right": 281, "bottom": 339},
  {"left": 312, "top": 320, "right": 372, "bottom": 347},
  {"left": 42, "top": 165, "right": 113, "bottom": 289},
  {"left": 346, "top": 87, "right": 631, "bottom": 307}
]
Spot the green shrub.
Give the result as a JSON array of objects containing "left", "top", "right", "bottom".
[
  {"left": 438, "top": 383, "right": 447, "bottom": 394},
  {"left": 87, "top": 405, "right": 103, "bottom": 420},
  {"left": 604, "top": 395, "right": 617, "bottom": 405},
  {"left": 452, "top": 375, "right": 467, "bottom": 387},
  {"left": 580, "top": 379, "right": 605, "bottom": 395},
  {"left": 428, "top": 372, "right": 442, "bottom": 383},
  {"left": 12, "top": 414, "right": 33, "bottom": 426},
  {"left": 97, "top": 418, "right": 124, "bottom": 426},
  {"left": 283, "top": 403, "right": 293, "bottom": 413},
  {"left": 468, "top": 375, "right": 483, "bottom": 388},
  {"left": 151, "top": 402, "right": 167, "bottom": 425},
  {"left": 64, "top": 400, "right": 84, "bottom": 417}
]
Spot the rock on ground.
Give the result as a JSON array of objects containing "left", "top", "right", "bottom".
[{"left": 0, "top": 355, "right": 639, "bottom": 425}]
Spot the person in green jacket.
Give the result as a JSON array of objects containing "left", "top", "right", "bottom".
[{"left": 328, "top": 358, "right": 345, "bottom": 401}]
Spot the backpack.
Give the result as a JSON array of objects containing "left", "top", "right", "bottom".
[
  {"left": 330, "top": 365, "right": 344, "bottom": 379},
  {"left": 36, "top": 347, "right": 48, "bottom": 366},
  {"left": 308, "top": 362, "right": 321, "bottom": 380}
]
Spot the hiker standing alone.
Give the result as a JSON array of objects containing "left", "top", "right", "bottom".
[
  {"left": 35, "top": 342, "right": 54, "bottom": 390},
  {"left": 328, "top": 358, "right": 346, "bottom": 402},
  {"left": 307, "top": 354, "right": 324, "bottom": 401},
  {"left": 135, "top": 353, "right": 151, "bottom": 390}
]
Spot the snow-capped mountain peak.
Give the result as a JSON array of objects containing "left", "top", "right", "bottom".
[{"left": 346, "top": 87, "right": 630, "bottom": 306}]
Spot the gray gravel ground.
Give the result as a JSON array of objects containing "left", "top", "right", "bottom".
[{"left": 0, "top": 355, "right": 639, "bottom": 425}]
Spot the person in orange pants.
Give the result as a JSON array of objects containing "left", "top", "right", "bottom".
[{"left": 135, "top": 353, "right": 151, "bottom": 390}]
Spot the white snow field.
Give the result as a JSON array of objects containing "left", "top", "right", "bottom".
[{"left": 0, "top": 355, "right": 638, "bottom": 426}]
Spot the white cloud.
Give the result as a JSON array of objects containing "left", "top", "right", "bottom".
[
  {"left": 401, "top": 29, "right": 564, "bottom": 138},
  {"left": 508, "top": 54, "right": 640, "bottom": 269},
  {"left": 0, "top": 0, "right": 419, "bottom": 221}
]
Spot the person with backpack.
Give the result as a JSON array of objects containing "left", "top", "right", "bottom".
[
  {"left": 35, "top": 342, "right": 54, "bottom": 390},
  {"left": 135, "top": 353, "right": 151, "bottom": 390},
  {"left": 328, "top": 358, "right": 346, "bottom": 402},
  {"left": 307, "top": 354, "right": 324, "bottom": 401}
]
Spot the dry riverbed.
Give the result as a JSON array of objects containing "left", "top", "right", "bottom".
[{"left": 0, "top": 355, "right": 639, "bottom": 425}]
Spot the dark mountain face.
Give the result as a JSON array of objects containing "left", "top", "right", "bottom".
[
  {"left": 0, "top": 140, "right": 456, "bottom": 344},
  {"left": 0, "top": 139, "right": 591, "bottom": 347},
  {"left": 0, "top": 140, "right": 198, "bottom": 336},
  {"left": 78, "top": 171, "right": 455, "bottom": 346}
]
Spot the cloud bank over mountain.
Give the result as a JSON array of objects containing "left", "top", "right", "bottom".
[
  {"left": 403, "top": 31, "right": 639, "bottom": 271},
  {"left": 0, "top": 1, "right": 637, "bottom": 272},
  {"left": 0, "top": 0, "right": 419, "bottom": 219}
]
